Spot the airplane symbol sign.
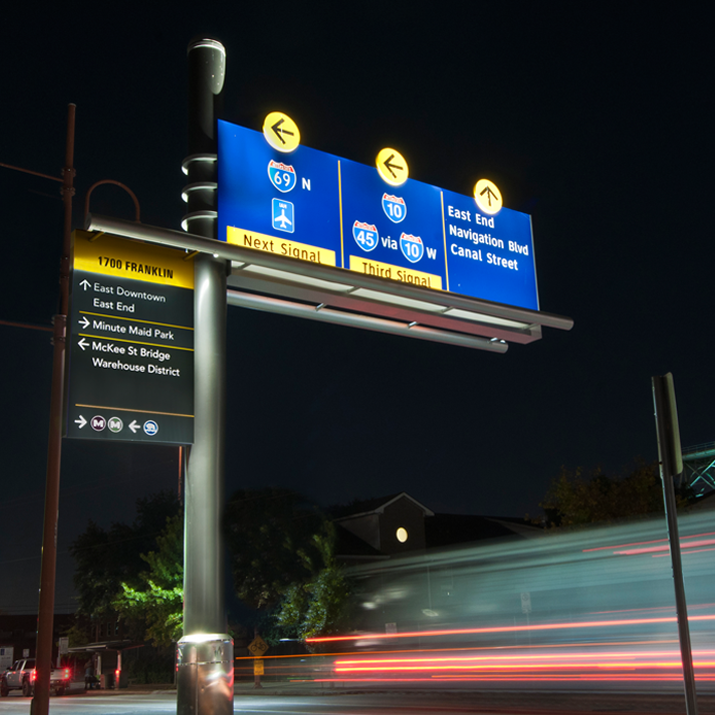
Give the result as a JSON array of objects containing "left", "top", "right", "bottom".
[{"left": 272, "top": 199, "right": 295, "bottom": 233}]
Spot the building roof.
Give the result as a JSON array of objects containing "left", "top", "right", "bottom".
[
  {"left": 334, "top": 524, "right": 390, "bottom": 560},
  {"left": 332, "top": 492, "right": 538, "bottom": 561},
  {"left": 332, "top": 492, "right": 434, "bottom": 520}
]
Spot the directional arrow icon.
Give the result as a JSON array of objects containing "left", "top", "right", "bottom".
[
  {"left": 75, "top": 415, "right": 87, "bottom": 429},
  {"left": 129, "top": 420, "right": 140, "bottom": 434},
  {"left": 382, "top": 154, "right": 403, "bottom": 179},
  {"left": 79, "top": 279, "right": 91, "bottom": 291},
  {"left": 77, "top": 338, "right": 89, "bottom": 351},
  {"left": 271, "top": 117, "right": 294, "bottom": 145},
  {"left": 79, "top": 316, "right": 90, "bottom": 329},
  {"left": 480, "top": 185, "right": 498, "bottom": 207},
  {"left": 473, "top": 178, "right": 503, "bottom": 215},
  {"left": 376, "top": 147, "right": 409, "bottom": 186},
  {"left": 263, "top": 111, "right": 300, "bottom": 153}
]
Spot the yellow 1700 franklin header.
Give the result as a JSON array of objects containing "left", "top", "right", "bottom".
[{"left": 72, "top": 230, "right": 195, "bottom": 289}]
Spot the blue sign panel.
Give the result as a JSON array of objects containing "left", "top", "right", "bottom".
[
  {"left": 218, "top": 120, "right": 341, "bottom": 268},
  {"left": 218, "top": 119, "right": 539, "bottom": 310},
  {"left": 441, "top": 189, "right": 538, "bottom": 309}
]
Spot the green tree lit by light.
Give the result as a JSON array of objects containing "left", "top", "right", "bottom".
[
  {"left": 274, "top": 524, "right": 351, "bottom": 640},
  {"left": 113, "top": 513, "right": 183, "bottom": 647}
]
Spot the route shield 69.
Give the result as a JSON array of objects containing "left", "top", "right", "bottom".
[
  {"left": 400, "top": 233, "right": 424, "bottom": 263},
  {"left": 353, "top": 220, "right": 379, "bottom": 252},
  {"left": 267, "top": 160, "right": 297, "bottom": 193},
  {"left": 382, "top": 193, "right": 407, "bottom": 224}
]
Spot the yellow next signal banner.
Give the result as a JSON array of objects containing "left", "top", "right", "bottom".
[
  {"left": 72, "top": 230, "right": 195, "bottom": 289},
  {"left": 349, "top": 255, "right": 443, "bottom": 290},
  {"left": 226, "top": 226, "right": 336, "bottom": 267}
]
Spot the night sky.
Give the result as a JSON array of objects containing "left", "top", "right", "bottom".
[{"left": 1, "top": 5, "right": 711, "bottom": 614}]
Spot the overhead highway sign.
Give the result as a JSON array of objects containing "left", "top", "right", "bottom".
[{"left": 218, "top": 118, "right": 539, "bottom": 312}]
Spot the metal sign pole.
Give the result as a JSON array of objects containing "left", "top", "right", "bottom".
[
  {"left": 652, "top": 373, "right": 698, "bottom": 715},
  {"left": 176, "top": 38, "right": 233, "bottom": 715}
]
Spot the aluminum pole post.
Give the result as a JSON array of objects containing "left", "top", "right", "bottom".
[
  {"left": 176, "top": 38, "right": 233, "bottom": 715},
  {"left": 652, "top": 373, "right": 698, "bottom": 715}
]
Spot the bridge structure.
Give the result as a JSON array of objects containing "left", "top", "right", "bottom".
[{"left": 681, "top": 442, "right": 715, "bottom": 496}]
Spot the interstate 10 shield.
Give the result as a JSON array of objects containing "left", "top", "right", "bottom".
[
  {"left": 399, "top": 233, "right": 424, "bottom": 263},
  {"left": 382, "top": 193, "right": 407, "bottom": 223}
]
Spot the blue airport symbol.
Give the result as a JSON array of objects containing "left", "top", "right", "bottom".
[
  {"left": 382, "top": 193, "right": 407, "bottom": 224},
  {"left": 352, "top": 220, "right": 379, "bottom": 252},
  {"left": 272, "top": 199, "right": 295, "bottom": 233},
  {"left": 267, "top": 160, "right": 297, "bottom": 193},
  {"left": 143, "top": 420, "right": 159, "bottom": 436},
  {"left": 399, "top": 233, "right": 424, "bottom": 263}
]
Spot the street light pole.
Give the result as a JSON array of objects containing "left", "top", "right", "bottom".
[{"left": 175, "top": 38, "right": 233, "bottom": 715}]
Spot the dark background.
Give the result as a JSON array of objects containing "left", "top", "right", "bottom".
[{"left": 0, "top": 4, "right": 711, "bottom": 613}]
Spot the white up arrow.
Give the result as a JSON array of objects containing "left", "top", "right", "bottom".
[
  {"left": 74, "top": 415, "right": 87, "bottom": 429},
  {"left": 79, "top": 279, "right": 91, "bottom": 291}
]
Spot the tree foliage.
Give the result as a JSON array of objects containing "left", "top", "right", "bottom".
[
  {"left": 69, "top": 491, "right": 181, "bottom": 619},
  {"left": 223, "top": 488, "right": 351, "bottom": 640},
  {"left": 223, "top": 488, "right": 327, "bottom": 610},
  {"left": 273, "top": 523, "right": 351, "bottom": 640},
  {"left": 539, "top": 461, "right": 690, "bottom": 528},
  {"left": 113, "top": 513, "right": 184, "bottom": 647},
  {"left": 71, "top": 487, "right": 352, "bottom": 646}
]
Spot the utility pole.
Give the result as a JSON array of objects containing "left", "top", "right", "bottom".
[{"left": 32, "top": 103, "right": 75, "bottom": 715}]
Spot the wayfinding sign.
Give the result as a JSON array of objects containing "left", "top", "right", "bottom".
[
  {"left": 65, "top": 231, "right": 194, "bottom": 444},
  {"left": 218, "top": 118, "right": 539, "bottom": 311}
]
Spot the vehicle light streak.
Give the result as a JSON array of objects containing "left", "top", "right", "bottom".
[
  {"left": 335, "top": 650, "right": 715, "bottom": 665},
  {"left": 614, "top": 538, "right": 715, "bottom": 556},
  {"left": 315, "top": 512, "right": 715, "bottom": 692},
  {"left": 318, "top": 675, "right": 715, "bottom": 683},
  {"left": 307, "top": 614, "right": 715, "bottom": 643},
  {"left": 331, "top": 653, "right": 715, "bottom": 684},
  {"left": 583, "top": 531, "right": 715, "bottom": 555},
  {"left": 653, "top": 546, "right": 715, "bottom": 557}
]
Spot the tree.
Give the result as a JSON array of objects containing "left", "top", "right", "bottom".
[
  {"left": 273, "top": 523, "right": 351, "bottom": 640},
  {"left": 113, "top": 513, "right": 184, "bottom": 647},
  {"left": 223, "top": 488, "right": 352, "bottom": 640},
  {"left": 70, "top": 491, "right": 181, "bottom": 620},
  {"left": 223, "top": 488, "right": 327, "bottom": 611},
  {"left": 538, "top": 461, "right": 691, "bottom": 528}
]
